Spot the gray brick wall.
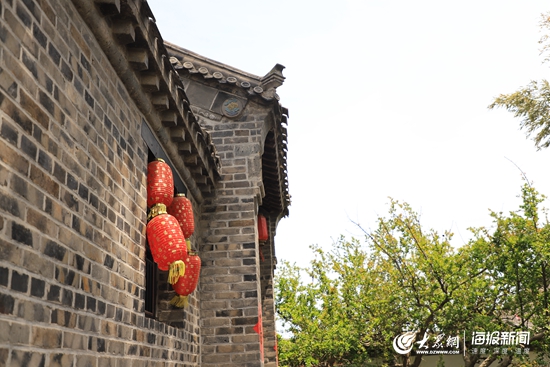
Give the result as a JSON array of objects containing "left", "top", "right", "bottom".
[
  {"left": 0, "top": 0, "right": 201, "bottom": 365},
  {"left": 198, "top": 110, "right": 268, "bottom": 367}
]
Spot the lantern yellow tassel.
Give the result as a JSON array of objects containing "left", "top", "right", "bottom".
[
  {"left": 168, "top": 260, "right": 186, "bottom": 284},
  {"left": 169, "top": 295, "right": 189, "bottom": 308},
  {"left": 186, "top": 239, "right": 192, "bottom": 252}
]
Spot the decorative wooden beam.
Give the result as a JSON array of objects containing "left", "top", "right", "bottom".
[
  {"left": 192, "top": 172, "right": 208, "bottom": 185},
  {"left": 112, "top": 20, "right": 135, "bottom": 44},
  {"left": 128, "top": 49, "right": 149, "bottom": 71},
  {"left": 95, "top": 0, "right": 121, "bottom": 14},
  {"left": 161, "top": 111, "right": 178, "bottom": 127},
  {"left": 151, "top": 93, "right": 170, "bottom": 110},
  {"left": 140, "top": 73, "right": 160, "bottom": 92},
  {"left": 177, "top": 142, "right": 192, "bottom": 154},
  {"left": 169, "top": 126, "right": 186, "bottom": 142},
  {"left": 184, "top": 155, "right": 198, "bottom": 166}
]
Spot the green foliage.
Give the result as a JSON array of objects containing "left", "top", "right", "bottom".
[
  {"left": 276, "top": 184, "right": 550, "bottom": 367},
  {"left": 488, "top": 11, "right": 550, "bottom": 150},
  {"left": 488, "top": 80, "right": 550, "bottom": 149}
]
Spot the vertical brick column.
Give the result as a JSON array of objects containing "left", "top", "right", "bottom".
[
  {"left": 259, "top": 218, "right": 277, "bottom": 366},
  {"left": 199, "top": 114, "right": 266, "bottom": 367}
]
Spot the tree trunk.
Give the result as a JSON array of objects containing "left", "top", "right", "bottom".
[
  {"left": 478, "top": 355, "right": 497, "bottom": 367},
  {"left": 462, "top": 352, "right": 479, "bottom": 367}
]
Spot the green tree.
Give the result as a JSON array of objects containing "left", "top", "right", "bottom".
[
  {"left": 276, "top": 185, "right": 550, "bottom": 367},
  {"left": 465, "top": 184, "right": 550, "bottom": 367},
  {"left": 488, "top": 12, "right": 550, "bottom": 149}
]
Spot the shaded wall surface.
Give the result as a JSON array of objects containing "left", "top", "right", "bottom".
[
  {"left": 0, "top": 0, "right": 202, "bottom": 365},
  {"left": 0, "top": 0, "right": 288, "bottom": 366}
]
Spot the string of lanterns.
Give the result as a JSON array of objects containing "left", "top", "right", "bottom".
[{"left": 146, "top": 158, "right": 201, "bottom": 308}]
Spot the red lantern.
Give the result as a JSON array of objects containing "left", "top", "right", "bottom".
[
  {"left": 170, "top": 252, "right": 201, "bottom": 308},
  {"left": 147, "top": 158, "right": 174, "bottom": 208},
  {"left": 167, "top": 193, "right": 195, "bottom": 239},
  {"left": 258, "top": 214, "right": 268, "bottom": 242},
  {"left": 146, "top": 204, "right": 189, "bottom": 283},
  {"left": 253, "top": 302, "right": 264, "bottom": 361}
]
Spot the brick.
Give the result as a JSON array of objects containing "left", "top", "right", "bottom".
[
  {"left": 21, "top": 135, "right": 37, "bottom": 159},
  {"left": 37, "top": 150, "right": 52, "bottom": 172},
  {"left": 67, "top": 174, "right": 78, "bottom": 190},
  {"left": 21, "top": 48, "right": 37, "bottom": 78},
  {"left": 32, "top": 326, "right": 62, "bottom": 348},
  {"left": 231, "top": 334, "right": 258, "bottom": 344},
  {"left": 11, "top": 222, "right": 33, "bottom": 247},
  {"left": 30, "top": 165, "right": 59, "bottom": 197},
  {"left": 0, "top": 91, "right": 32, "bottom": 134},
  {"left": 0, "top": 238, "right": 23, "bottom": 267},
  {"left": 0, "top": 267, "right": 8, "bottom": 287},
  {"left": 61, "top": 60, "right": 73, "bottom": 81},
  {"left": 49, "top": 353, "right": 74, "bottom": 367},
  {"left": 38, "top": 90, "right": 54, "bottom": 116},
  {"left": 30, "top": 277, "right": 45, "bottom": 298},
  {"left": 12, "top": 1, "right": 30, "bottom": 25},
  {"left": 32, "top": 23, "right": 47, "bottom": 48},
  {"left": 0, "top": 62, "right": 18, "bottom": 99},
  {"left": 75, "top": 293, "right": 85, "bottom": 310},
  {"left": 202, "top": 354, "right": 231, "bottom": 363},
  {"left": 11, "top": 270, "right": 28, "bottom": 293},
  {"left": 44, "top": 240, "right": 66, "bottom": 261},
  {"left": 0, "top": 292, "right": 15, "bottom": 314},
  {"left": 0, "top": 138, "right": 30, "bottom": 175},
  {"left": 20, "top": 90, "right": 49, "bottom": 129},
  {"left": 47, "top": 283, "right": 61, "bottom": 302},
  {"left": 217, "top": 344, "right": 245, "bottom": 353},
  {"left": 0, "top": 192, "right": 21, "bottom": 217},
  {"left": 1, "top": 121, "right": 18, "bottom": 145},
  {"left": 80, "top": 54, "right": 91, "bottom": 74},
  {"left": 53, "top": 162, "right": 66, "bottom": 183},
  {"left": 22, "top": 249, "right": 54, "bottom": 278},
  {"left": 84, "top": 90, "right": 94, "bottom": 108},
  {"left": 27, "top": 208, "right": 52, "bottom": 235},
  {"left": 48, "top": 43, "right": 61, "bottom": 66},
  {"left": 10, "top": 350, "right": 46, "bottom": 367},
  {"left": 78, "top": 183, "right": 88, "bottom": 200},
  {"left": 45, "top": 197, "right": 67, "bottom": 224}
]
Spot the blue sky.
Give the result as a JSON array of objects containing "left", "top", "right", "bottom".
[{"left": 148, "top": 0, "right": 550, "bottom": 267}]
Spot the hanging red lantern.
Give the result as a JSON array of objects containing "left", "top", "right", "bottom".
[
  {"left": 258, "top": 214, "right": 268, "bottom": 242},
  {"left": 146, "top": 203, "right": 189, "bottom": 284},
  {"left": 167, "top": 193, "right": 195, "bottom": 239},
  {"left": 147, "top": 158, "right": 174, "bottom": 208},
  {"left": 170, "top": 252, "right": 201, "bottom": 308}
]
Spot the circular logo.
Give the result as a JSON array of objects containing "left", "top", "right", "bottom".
[
  {"left": 222, "top": 98, "right": 242, "bottom": 118},
  {"left": 393, "top": 331, "right": 416, "bottom": 355}
]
